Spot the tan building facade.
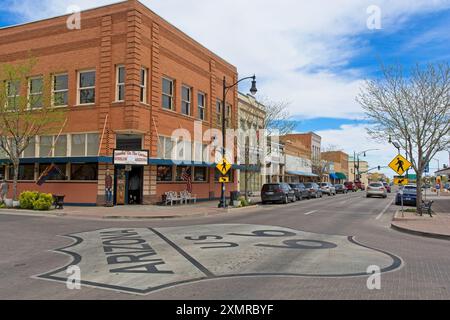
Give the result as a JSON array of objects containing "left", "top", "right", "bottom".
[{"left": 321, "top": 151, "right": 349, "bottom": 183}]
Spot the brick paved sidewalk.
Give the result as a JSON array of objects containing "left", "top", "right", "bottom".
[{"left": 391, "top": 198, "right": 450, "bottom": 240}]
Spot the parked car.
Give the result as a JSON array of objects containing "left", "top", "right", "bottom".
[
  {"left": 354, "top": 181, "right": 366, "bottom": 191},
  {"left": 261, "top": 183, "right": 296, "bottom": 204},
  {"left": 303, "top": 182, "right": 323, "bottom": 199},
  {"left": 320, "top": 182, "right": 336, "bottom": 196},
  {"left": 395, "top": 185, "right": 418, "bottom": 206},
  {"left": 366, "top": 182, "right": 387, "bottom": 198},
  {"left": 383, "top": 182, "right": 391, "bottom": 193},
  {"left": 289, "top": 183, "right": 310, "bottom": 201},
  {"left": 334, "top": 184, "right": 348, "bottom": 194},
  {"left": 344, "top": 181, "right": 357, "bottom": 192}
]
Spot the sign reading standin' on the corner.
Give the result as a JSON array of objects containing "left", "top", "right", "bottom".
[{"left": 113, "top": 150, "right": 149, "bottom": 165}]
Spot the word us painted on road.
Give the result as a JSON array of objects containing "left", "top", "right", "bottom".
[{"left": 36, "top": 224, "right": 402, "bottom": 295}]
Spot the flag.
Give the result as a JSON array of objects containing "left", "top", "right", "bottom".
[
  {"left": 36, "top": 164, "right": 63, "bottom": 186},
  {"left": 181, "top": 167, "right": 193, "bottom": 193}
]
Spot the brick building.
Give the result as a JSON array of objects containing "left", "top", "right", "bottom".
[
  {"left": 0, "top": 0, "right": 239, "bottom": 205},
  {"left": 321, "top": 151, "right": 349, "bottom": 183}
]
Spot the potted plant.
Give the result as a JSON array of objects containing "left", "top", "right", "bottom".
[{"left": 4, "top": 198, "right": 13, "bottom": 208}]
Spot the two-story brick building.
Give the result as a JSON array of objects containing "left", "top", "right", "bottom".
[{"left": 0, "top": 0, "right": 240, "bottom": 205}]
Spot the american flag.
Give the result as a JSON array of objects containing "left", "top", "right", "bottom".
[{"left": 181, "top": 167, "right": 193, "bottom": 193}]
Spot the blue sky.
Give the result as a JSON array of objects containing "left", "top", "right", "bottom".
[{"left": 0, "top": 0, "right": 449, "bottom": 175}]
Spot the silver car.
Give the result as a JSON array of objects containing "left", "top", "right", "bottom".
[
  {"left": 366, "top": 182, "right": 387, "bottom": 198},
  {"left": 320, "top": 182, "right": 336, "bottom": 196}
]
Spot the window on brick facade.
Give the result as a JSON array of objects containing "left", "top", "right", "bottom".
[
  {"left": 78, "top": 70, "right": 95, "bottom": 104},
  {"left": 9, "top": 164, "right": 35, "bottom": 181},
  {"left": 71, "top": 133, "right": 99, "bottom": 156},
  {"left": 226, "top": 104, "right": 232, "bottom": 128},
  {"left": 194, "top": 167, "right": 207, "bottom": 182},
  {"left": 71, "top": 163, "right": 98, "bottom": 181},
  {"left": 140, "top": 68, "right": 148, "bottom": 103},
  {"left": 53, "top": 74, "right": 68, "bottom": 107},
  {"left": 198, "top": 92, "right": 206, "bottom": 121},
  {"left": 6, "top": 80, "right": 20, "bottom": 110},
  {"left": 116, "top": 66, "right": 125, "bottom": 102},
  {"left": 181, "top": 86, "right": 191, "bottom": 116},
  {"left": 162, "top": 78, "right": 173, "bottom": 110},
  {"left": 29, "top": 77, "right": 43, "bottom": 109},
  {"left": 216, "top": 100, "right": 222, "bottom": 126},
  {"left": 157, "top": 165, "right": 173, "bottom": 181},
  {"left": 39, "top": 163, "right": 67, "bottom": 181},
  {"left": 23, "top": 137, "right": 36, "bottom": 158}
]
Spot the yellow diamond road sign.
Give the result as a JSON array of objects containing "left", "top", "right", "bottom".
[
  {"left": 216, "top": 158, "right": 232, "bottom": 175},
  {"left": 388, "top": 154, "right": 411, "bottom": 176},
  {"left": 394, "top": 177, "right": 409, "bottom": 186}
]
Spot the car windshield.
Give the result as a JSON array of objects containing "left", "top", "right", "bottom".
[
  {"left": 262, "top": 184, "right": 280, "bottom": 192},
  {"left": 304, "top": 183, "right": 313, "bottom": 188},
  {"left": 370, "top": 183, "right": 383, "bottom": 187}
]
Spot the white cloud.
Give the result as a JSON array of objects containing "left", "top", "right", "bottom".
[{"left": 4, "top": 0, "right": 450, "bottom": 119}]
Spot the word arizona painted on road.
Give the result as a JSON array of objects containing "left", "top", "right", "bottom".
[{"left": 100, "top": 229, "right": 174, "bottom": 274}]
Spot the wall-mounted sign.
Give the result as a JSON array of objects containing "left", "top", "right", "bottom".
[{"left": 113, "top": 150, "right": 149, "bottom": 166}]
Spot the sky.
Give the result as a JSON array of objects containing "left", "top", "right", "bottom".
[{"left": 1, "top": 0, "right": 449, "bottom": 177}]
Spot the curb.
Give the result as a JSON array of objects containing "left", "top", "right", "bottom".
[
  {"left": 0, "top": 204, "right": 262, "bottom": 221},
  {"left": 391, "top": 210, "right": 450, "bottom": 241}
]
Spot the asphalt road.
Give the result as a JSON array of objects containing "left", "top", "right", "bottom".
[{"left": 1, "top": 191, "right": 449, "bottom": 300}]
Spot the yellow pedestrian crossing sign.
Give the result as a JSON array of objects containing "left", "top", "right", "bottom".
[
  {"left": 216, "top": 157, "right": 232, "bottom": 175},
  {"left": 388, "top": 154, "right": 411, "bottom": 176},
  {"left": 219, "top": 176, "right": 230, "bottom": 183},
  {"left": 394, "top": 177, "right": 409, "bottom": 186}
]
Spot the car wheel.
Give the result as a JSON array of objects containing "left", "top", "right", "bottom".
[{"left": 283, "top": 196, "right": 288, "bottom": 204}]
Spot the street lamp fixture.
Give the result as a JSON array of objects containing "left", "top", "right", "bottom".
[{"left": 219, "top": 75, "right": 257, "bottom": 208}]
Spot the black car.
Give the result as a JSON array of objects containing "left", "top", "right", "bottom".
[
  {"left": 303, "top": 182, "right": 323, "bottom": 199},
  {"left": 261, "top": 183, "right": 296, "bottom": 204},
  {"left": 334, "top": 184, "right": 348, "bottom": 194},
  {"left": 289, "top": 183, "right": 310, "bottom": 201}
]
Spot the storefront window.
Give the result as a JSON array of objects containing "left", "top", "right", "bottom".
[
  {"left": 70, "top": 163, "right": 98, "bottom": 181},
  {"left": 39, "top": 164, "right": 67, "bottom": 181},
  {"left": 157, "top": 165, "right": 172, "bottom": 182},
  {"left": 176, "top": 166, "right": 190, "bottom": 181},
  {"left": 0, "top": 165, "right": 5, "bottom": 179},
  {"left": 9, "top": 164, "right": 35, "bottom": 181},
  {"left": 194, "top": 167, "right": 207, "bottom": 182}
]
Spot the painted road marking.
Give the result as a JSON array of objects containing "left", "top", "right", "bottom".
[
  {"left": 36, "top": 224, "right": 402, "bottom": 295},
  {"left": 304, "top": 210, "right": 318, "bottom": 215},
  {"left": 376, "top": 198, "right": 394, "bottom": 220}
]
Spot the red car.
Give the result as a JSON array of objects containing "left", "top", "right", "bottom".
[
  {"left": 344, "top": 182, "right": 357, "bottom": 192},
  {"left": 355, "top": 181, "right": 366, "bottom": 191}
]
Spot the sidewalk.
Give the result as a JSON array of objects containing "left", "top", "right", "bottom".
[
  {"left": 0, "top": 197, "right": 262, "bottom": 220},
  {"left": 391, "top": 197, "right": 450, "bottom": 240}
]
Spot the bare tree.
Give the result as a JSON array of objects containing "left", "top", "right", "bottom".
[
  {"left": 0, "top": 59, "right": 66, "bottom": 201},
  {"left": 258, "top": 97, "right": 296, "bottom": 136},
  {"left": 357, "top": 62, "right": 450, "bottom": 213}
]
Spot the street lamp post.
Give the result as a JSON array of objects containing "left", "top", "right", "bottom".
[
  {"left": 354, "top": 149, "right": 379, "bottom": 181},
  {"left": 219, "top": 75, "right": 257, "bottom": 208}
]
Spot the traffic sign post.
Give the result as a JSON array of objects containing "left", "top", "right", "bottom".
[{"left": 216, "top": 157, "right": 232, "bottom": 208}]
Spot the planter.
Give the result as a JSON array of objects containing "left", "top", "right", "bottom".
[
  {"left": 4, "top": 199, "right": 13, "bottom": 208},
  {"left": 13, "top": 201, "right": 20, "bottom": 208},
  {"left": 233, "top": 200, "right": 241, "bottom": 207}
]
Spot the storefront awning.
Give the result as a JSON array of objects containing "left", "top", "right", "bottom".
[
  {"left": 335, "top": 172, "right": 347, "bottom": 180},
  {"left": 329, "top": 173, "right": 339, "bottom": 180},
  {"left": 286, "top": 170, "right": 318, "bottom": 177}
]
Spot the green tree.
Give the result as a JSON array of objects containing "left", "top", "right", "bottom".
[{"left": 0, "top": 59, "right": 66, "bottom": 200}]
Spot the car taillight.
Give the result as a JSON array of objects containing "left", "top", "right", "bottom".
[{"left": 275, "top": 188, "right": 282, "bottom": 192}]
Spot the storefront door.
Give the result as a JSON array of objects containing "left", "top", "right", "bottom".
[{"left": 114, "top": 165, "right": 144, "bottom": 205}]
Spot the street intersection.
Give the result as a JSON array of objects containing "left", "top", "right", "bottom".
[{"left": 1, "top": 192, "right": 449, "bottom": 300}]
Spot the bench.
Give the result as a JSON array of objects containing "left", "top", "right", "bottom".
[
  {"left": 180, "top": 190, "right": 197, "bottom": 204},
  {"left": 420, "top": 200, "right": 434, "bottom": 217},
  {"left": 164, "top": 192, "right": 183, "bottom": 206}
]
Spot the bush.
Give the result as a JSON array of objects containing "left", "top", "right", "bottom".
[
  {"left": 239, "top": 196, "right": 251, "bottom": 207},
  {"left": 33, "top": 193, "right": 54, "bottom": 211},
  {"left": 19, "top": 191, "right": 40, "bottom": 210},
  {"left": 18, "top": 191, "right": 54, "bottom": 211}
]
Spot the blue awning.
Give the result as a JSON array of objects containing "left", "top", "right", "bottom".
[
  {"left": 286, "top": 170, "right": 318, "bottom": 177},
  {"left": 329, "top": 173, "right": 338, "bottom": 180}
]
